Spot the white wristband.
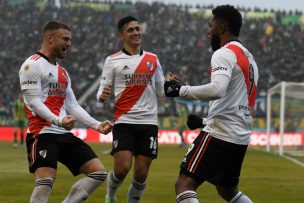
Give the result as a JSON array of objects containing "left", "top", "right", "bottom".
[
  {"left": 52, "top": 117, "right": 63, "bottom": 127},
  {"left": 58, "top": 117, "right": 63, "bottom": 127}
]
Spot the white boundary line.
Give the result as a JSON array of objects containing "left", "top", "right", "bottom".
[
  {"left": 282, "top": 154, "right": 304, "bottom": 168},
  {"left": 256, "top": 147, "right": 304, "bottom": 168}
]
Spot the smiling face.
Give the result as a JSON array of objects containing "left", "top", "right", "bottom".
[{"left": 119, "top": 21, "right": 142, "bottom": 49}]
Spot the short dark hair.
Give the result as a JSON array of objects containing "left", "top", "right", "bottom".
[
  {"left": 42, "top": 20, "right": 71, "bottom": 34},
  {"left": 212, "top": 5, "right": 242, "bottom": 37},
  {"left": 117, "top": 16, "right": 138, "bottom": 33}
]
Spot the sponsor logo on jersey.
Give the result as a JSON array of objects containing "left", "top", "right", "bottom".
[
  {"left": 48, "top": 82, "right": 67, "bottom": 97},
  {"left": 39, "top": 150, "right": 47, "bottom": 158},
  {"left": 21, "top": 80, "right": 38, "bottom": 86},
  {"left": 212, "top": 66, "right": 228, "bottom": 72},
  {"left": 239, "top": 105, "right": 254, "bottom": 116},
  {"left": 124, "top": 73, "right": 152, "bottom": 86}
]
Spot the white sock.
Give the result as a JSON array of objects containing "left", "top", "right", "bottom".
[
  {"left": 30, "top": 178, "right": 53, "bottom": 203},
  {"left": 176, "top": 190, "right": 199, "bottom": 203},
  {"left": 229, "top": 191, "right": 253, "bottom": 203},
  {"left": 62, "top": 171, "right": 107, "bottom": 203},
  {"left": 106, "top": 171, "right": 123, "bottom": 201},
  {"left": 127, "top": 179, "right": 146, "bottom": 203}
]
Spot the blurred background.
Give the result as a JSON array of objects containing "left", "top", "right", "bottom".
[{"left": 0, "top": 0, "right": 303, "bottom": 133}]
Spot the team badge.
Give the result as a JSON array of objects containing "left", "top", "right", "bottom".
[
  {"left": 146, "top": 61, "right": 154, "bottom": 71},
  {"left": 24, "top": 65, "right": 30, "bottom": 71},
  {"left": 39, "top": 150, "right": 47, "bottom": 158},
  {"left": 113, "top": 140, "right": 118, "bottom": 148}
]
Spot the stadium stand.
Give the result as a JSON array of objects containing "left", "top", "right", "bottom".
[{"left": 1, "top": 0, "right": 303, "bottom": 128}]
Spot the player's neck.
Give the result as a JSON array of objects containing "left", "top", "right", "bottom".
[
  {"left": 221, "top": 35, "right": 239, "bottom": 47},
  {"left": 38, "top": 48, "right": 57, "bottom": 65},
  {"left": 123, "top": 45, "right": 142, "bottom": 55}
]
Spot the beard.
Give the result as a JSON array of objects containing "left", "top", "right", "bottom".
[{"left": 210, "top": 34, "right": 221, "bottom": 51}]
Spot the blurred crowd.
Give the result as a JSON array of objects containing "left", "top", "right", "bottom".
[{"left": 0, "top": 0, "right": 303, "bottom": 123}]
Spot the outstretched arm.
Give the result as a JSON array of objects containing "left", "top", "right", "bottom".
[
  {"left": 66, "top": 89, "right": 113, "bottom": 134},
  {"left": 179, "top": 74, "right": 230, "bottom": 101}
]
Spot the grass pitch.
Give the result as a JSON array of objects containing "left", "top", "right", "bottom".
[{"left": 0, "top": 141, "right": 303, "bottom": 203}]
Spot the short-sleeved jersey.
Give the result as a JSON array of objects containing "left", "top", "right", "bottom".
[
  {"left": 13, "top": 99, "right": 26, "bottom": 121},
  {"left": 99, "top": 49, "right": 165, "bottom": 125},
  {"left": 19, "top": 53, "right": 71, "bottom": 135},
  {"left": 204, "top": 41, "right": 259, "bottom": 145}
]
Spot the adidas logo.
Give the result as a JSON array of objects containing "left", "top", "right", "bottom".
[
  {"left": 122, "top": 65, "right": 130, "bottom": 70},
  {"left": 167, "top": 87, "right": 173, "bottom": 93}
]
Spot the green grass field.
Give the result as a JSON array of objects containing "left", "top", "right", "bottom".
[{"left": 0, "top": 141, "right": 303, "bottom": 203}]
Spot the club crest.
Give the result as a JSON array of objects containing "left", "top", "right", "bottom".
[
  {"left": 39, "top": 150, "right": 47, "bottom": 158},
  {"left": 146, "top": 61, "right": 154, "bottom": 71},
  {"left": 24, "top": 65, "right": 30, "bottom": 71},
  {"left": 113, "top": 140, "right": 118, "bottom": 148}
]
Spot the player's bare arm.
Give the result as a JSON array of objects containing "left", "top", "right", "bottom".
[{"left": 99, "top": 85, "right": 112, "bottom": 102}]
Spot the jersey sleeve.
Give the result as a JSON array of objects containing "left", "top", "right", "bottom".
[
  {"left": 96, "top": 57, "right": 114, "bottom": 100},
  {"left": 19, "top": 61, "right": 42, "bottom": 90},
  {"left": 210, "top": 48, "right": 236, "bottom": 79},
  {"left": 66, "top": 86, "right": 100, "bottom": 130},
  {"left": 154, "top": 57, "right": 165, "bottom": 96}
]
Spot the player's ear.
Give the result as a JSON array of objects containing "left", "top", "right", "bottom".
[
  {"left": 219, "top": 23, "right": 226, "bottom": 34},
  {"left": 118, "top": 31, "right": 124, "bottom": 41}
]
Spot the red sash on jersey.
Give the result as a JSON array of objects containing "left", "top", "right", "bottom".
[
  {"left": 226, "top": 44, "right": 257, "bottom": 113},
  {"left": 27, "top": 65, "right": 68, "bottom": 134},
  {"left": 114, "top": 54, "right": 157, "bottom": 121}
]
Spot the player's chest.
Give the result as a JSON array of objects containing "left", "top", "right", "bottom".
[
  {"left": 112, "top": 58, "right": 156, "bottom": 81},
  {"left": 40, "top": 67, "right": 68, "bottom": 89}
]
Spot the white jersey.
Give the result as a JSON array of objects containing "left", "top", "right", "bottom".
[
  {"left": 97, "top": 49, "right": 165, "bottom": 125},
  {"left": 19, "top": 53, "right": 100, "bottom": 135},
  {"left": 204, "top": 41, "right": 259, "bottom": 145}
]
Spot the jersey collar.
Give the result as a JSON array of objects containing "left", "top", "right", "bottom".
[
  {"left": 36, "top": 52, "right": 57, "bottom": 65},
  {"left": 223, "top": 39, "right": 242, "bottom": 46},
  {"left": 122, "top": 48, "right": 143, "bottom": 56}
]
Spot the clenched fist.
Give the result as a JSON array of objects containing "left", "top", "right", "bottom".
[{"left": 97, "top": 120, "right": 113, "bottom": 134}]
